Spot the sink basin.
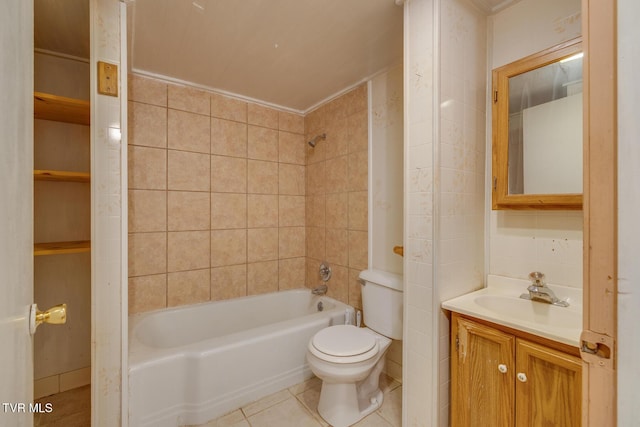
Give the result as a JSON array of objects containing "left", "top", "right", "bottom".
[
  {"left": 473, "top": 295, "right": 580, "bottom": 331},
  {"left": 441, "top": 275, "right": 583, "bottom": 347}
]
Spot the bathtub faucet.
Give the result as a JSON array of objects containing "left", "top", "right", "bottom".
[{"left": 312, "top": 284, "right": 328, "bottom": 295}]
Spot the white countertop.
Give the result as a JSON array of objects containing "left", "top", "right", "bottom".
[{"left": 442, "top": 275, "right": 582, "bottom": 347}]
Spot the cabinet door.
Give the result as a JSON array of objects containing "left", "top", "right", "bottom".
[
  {"left": 451, "top": 315, "right": 515, "bottom": 427},
  {"left": 515, "top": 339, "right": 582, "bottom": 427}
]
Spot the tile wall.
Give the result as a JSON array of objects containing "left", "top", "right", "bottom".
[
  {"left": 489, "top": 0, "right": 583, "bottom": 289},
  {"left": 127, "top": 75, "right": 306, "bottom": 314},
  {"left": 404, "top": 0, "right": 486, "bottom": 425},
  {"left": 371, "top": 64, "right": 404, "bottom": 277},
  {"left": 92, "top": 0, "right": 125, "bottom": 422},
  {"left": 127, "top": 69, "right": 399, "bottom": 382},
  {"left": 303, "top": 85, "right": 369, "bottom": 311},
  {"left": 437, "top": 1, "right": 487, "bottom": 425},
  {"left": 370, "top": 67, "right": 406, "bottom": 383},
  {"left": 403, "top": 0, "right": 437, "bottom": 425}
]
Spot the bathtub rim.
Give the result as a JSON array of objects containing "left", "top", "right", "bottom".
[{"left": 128, "top": 289, "right": 351, "bottom": 366}]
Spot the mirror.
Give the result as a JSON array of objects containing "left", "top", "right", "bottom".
[{"left": 492, "top": 37, "right": 583, "bottom": 210}]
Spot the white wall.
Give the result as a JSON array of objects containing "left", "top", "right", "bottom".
[
  {"left": 492, "top": 0, "right": 581, "bottom": 68},
  {"left": 91, "top": 0, "right": 127, "bottom": 425},
  {"left": 35, "top": 53, "right": 90, "bottom": 99},
  {"left": 617, "top": 0, "right": 640, "bottom": 422},
  {"left": 437, "top": 1, "right": 487, "bottom": 425},
  {"left": 488, "top": 0, "right": 583, "bottom": 288},
  {"left": 403, "top": 0, "right": 486, "bottom": 425},
  {"left": 371, "top": 64, "right": 404, "bottom": 276},
  {"left": 403, "top": 0, "right": 437, "bottom": 424}
]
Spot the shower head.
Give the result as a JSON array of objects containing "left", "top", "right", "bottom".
[{"left": 307, "top": 133, "right": 326, "bottom": 148}]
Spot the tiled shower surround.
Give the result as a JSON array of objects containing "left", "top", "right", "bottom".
[
  {"left": 127, "top": 75, "right": 368, "bottom": 314},
  {"left": 304, "top": 85, "right": 369, "bottom": 311}
]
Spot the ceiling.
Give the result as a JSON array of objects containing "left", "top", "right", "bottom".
[
  {"left": 32, "top": 0, "right": 523, "bottom": 113},
  {"left": 127, "top": 0, "right": 404, "bottom": 112}
]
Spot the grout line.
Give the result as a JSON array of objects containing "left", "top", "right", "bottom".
[
  {"left": 208, "top": 102, "right": 213, "bottom": 303},
  {"left": 164, "top": 99, "right": 169, "bottom": 309},
  {"left": 245, "top": 109, "right": 249, "bottom": 298}
]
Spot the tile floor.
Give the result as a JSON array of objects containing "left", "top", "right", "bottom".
[
  {"left": 33, "top": 385, "right": 91, "bottom": 427},
  {"left": 185, "top": 375, "right": 402, "bottom": 427},
  {"left": 30, "top": 375, "right": 400, "bottom": 427}
]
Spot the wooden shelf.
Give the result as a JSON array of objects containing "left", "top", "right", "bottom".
[
  {"left": 34, "top": 240, "right": 91, "bottom": 256},
  {"left": 34, "top": 170, "right": 90, "bottom": 183},
  {"left": 34, "top": 92, "right": 90, "bottom": 125}
]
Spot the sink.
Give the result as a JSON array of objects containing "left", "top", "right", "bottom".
[
  {"left": 473, "top": 295, "right": 580, "bottom": 331},
  {"left": 441, "top": 275, "right": 583, "bottom": 347}
]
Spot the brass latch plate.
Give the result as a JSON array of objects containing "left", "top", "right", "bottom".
[{"left": 580, "top": 330, "right": 615, "bottom": 369}]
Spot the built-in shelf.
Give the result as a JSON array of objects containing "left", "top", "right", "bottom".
[
  {"left": 34, "top": 92, "right": 90, "bottom": 126},
  {"left": 34, "top": 170, "right": 90, "bottom": 183},
  {"left": 34, "top": 240, "right": 91, "bottom": 256}
]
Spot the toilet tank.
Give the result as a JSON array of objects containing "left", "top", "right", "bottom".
[{"left": 359, "top": 269, "right": 403, "bottom": 340}]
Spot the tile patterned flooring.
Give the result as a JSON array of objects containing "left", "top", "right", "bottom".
[
  {"left": 185, "top": 375, "right": 402, "bottom": 427},
  {"left": 30, "top": 375, "right": 401, "bottom": 427}
]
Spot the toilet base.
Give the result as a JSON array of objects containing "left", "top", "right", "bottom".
[
  {"left": 316, "top": 354, "right": 386, "bottom": 427},
  {"left": 317, "top": 382, "right": 384, "bottom": 427}
]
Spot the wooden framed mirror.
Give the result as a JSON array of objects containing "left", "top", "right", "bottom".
[{"left": 492, "top": 37, "right": 583, "bottom": 210}]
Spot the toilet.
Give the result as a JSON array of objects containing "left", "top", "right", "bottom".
[{"left": 306, "top": 269, "right": 403, "bottom": 427}]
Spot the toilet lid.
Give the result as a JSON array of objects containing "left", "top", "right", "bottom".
[{"left": 312, "top": 325, "right": 376, "bottom": 357}]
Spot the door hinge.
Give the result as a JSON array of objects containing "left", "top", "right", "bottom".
[
  {"left": 493, "top": 176, "right": 497, "bottom": 191},
  {"left": 580, "top": 330, "right": 615, "bottom": 369},
  {"left": 493, "top": 90, "right": 498, "bottom": 103}
]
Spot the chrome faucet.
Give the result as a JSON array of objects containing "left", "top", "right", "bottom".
[
  {"left": 312, "top": 284, "right": 328, "bottom": 295},
  {"left": 520, "top": 272, "right": 569, "bottom": 307},
  {"left": 311, "top": 263, "right": 332, "bottom": 295}
]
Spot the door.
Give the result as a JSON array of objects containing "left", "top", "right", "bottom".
[
  {"left": 515, "top": 339, "right": 582, "bottom": 427},
  {"left": 581, "top": 0, "right": 617, "bottom": 425},
  {"left": 451, "top": 315, "right": 515, "bottom": 427},
  {"left": 0, "top": 0, "right": 35, "bottom": 426}
]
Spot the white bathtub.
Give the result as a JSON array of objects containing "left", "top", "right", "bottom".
[{"left": 128, "top": 289, "right": 349, "bottom": 427}]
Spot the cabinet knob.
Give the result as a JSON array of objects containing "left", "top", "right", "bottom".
[
  {"left": 517, "top": 372, "right": 527, "bottom": 382},
  {"left": 498, "top": 364, "right": 508, "bottom": 374}
]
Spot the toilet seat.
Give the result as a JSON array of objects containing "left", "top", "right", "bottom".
[{"left": 310, "top": 325, "right": 379, "bottom": 364}]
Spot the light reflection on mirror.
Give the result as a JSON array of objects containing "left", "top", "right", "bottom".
[{"left": 507, "top": 53, "right": 583, "bottom": 195}]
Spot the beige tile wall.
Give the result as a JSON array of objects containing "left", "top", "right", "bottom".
[
  {"left": 128, "top": 75, "right": 306, "bottom": 314},
  {"left": 304, "top": 85, "right": 369, "bottom": 310}
]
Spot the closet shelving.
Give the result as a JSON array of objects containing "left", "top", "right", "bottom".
[
  {"left": 34, "top": 170, "right": 91, "bottom": 183},
  {"left": 34, "top": 240, "right": 91, "bottom": 256},
  {"left": 34, "top": 92, "right": 90, "bottom": 125},
  {"left": 34, "top": 92, "right": 91, "bottom": 256}
]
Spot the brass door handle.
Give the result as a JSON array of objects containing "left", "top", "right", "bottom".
[
  {"left": 393, "top": 246, "right": 403, "bottom": 257},
  {"left": 29, "top": 303, "right": 67, "bottom": 335}
]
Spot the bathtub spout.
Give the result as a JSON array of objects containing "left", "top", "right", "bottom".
[{"left": 312, "top": 284, "right": 328, "bottom": 295}]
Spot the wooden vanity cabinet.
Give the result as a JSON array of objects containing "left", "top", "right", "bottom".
[
  {"left": 515, "top": 339, "right": 582, "bottom": 427},
  {"left": 451, "top": 313, "right": 582, "bottom": 427}
]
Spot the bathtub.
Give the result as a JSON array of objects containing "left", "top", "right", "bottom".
[{"left": 128, "top": 289, "right": 350, "bottom": 427}]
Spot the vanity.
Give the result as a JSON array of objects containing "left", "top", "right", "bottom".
[
  {"left": 443, "top": 275, "right": 582, "bottom": 427},
  {"left": 445, "top": 36, "right": 586, "bottom": 426}
]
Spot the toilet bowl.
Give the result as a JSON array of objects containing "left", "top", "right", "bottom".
[
  {"left": 306, "top": 325, "right": 392, "bottom": 427},
  {"left": 306, "top": 269, "right": 403, "bottom": 427}
]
